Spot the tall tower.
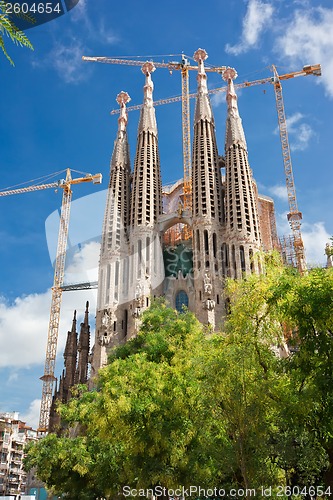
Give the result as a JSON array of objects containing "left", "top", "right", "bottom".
[
  {"left": 191, "top": 49, "right": 224, "bottom": 328},
  {"left": 128, "top": 62, "right": 163, "bottom": 333},
  {"left": 93, "top": 92, "right": 131, "bottom": 374},
  {"left": 89, "top": 49, "right": 277, "bottom": 378},
  {"left": 76, "top": 301, "right": 90, "bottom": 384},
  {"left": 62, "top": 310, "right": 78, "bottom": 396},
  {"left": 222, "top": 67, "right": 262, "bottom": 278}
]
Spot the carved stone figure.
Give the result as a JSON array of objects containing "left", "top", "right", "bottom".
[
  {"left": 204, "top": 298, "right": 215, "bottom": 311},
  {"left": 132, "top": 307, "right": 142, "bottom": 319},
  {"left": 204, "top": 272, "right": 212, "bottom": 295},
  {"left": 101, "top": 310, "right": 110, "bottom": 327}
]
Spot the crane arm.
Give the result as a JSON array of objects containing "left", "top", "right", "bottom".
[
  {"left": 110, "top": 65, "right": 321, "bottom": 115},
  {"left": 82, "top": 55, "right": 226, "bottom": 73},
  {"left": 0, "top": 182, "right": 60, "bottom": 196},
  {"left": 0, "top": 173, "right": 102, "bottom": 196}
]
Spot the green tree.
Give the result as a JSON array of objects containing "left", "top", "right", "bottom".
[
  {"left": 0, "top": 1, "right": 33, "bottom": 65},
  {"left": 225, "top": 256, "right": 333, "bottom": 492},
  {"left": 25, "top": 299, "right": 285, "bottom": 496},
  {"left": 25, "top": 260, "right": 333, "bottom": 498}
]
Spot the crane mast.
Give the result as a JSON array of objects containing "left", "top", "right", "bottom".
[
  {"left": 272, "top": 65, "right": 308, "bottom": 273},
  {"left": 0, "top": 169, "right": 102, "bottom": 432},
  {"left": 39, "top": 171, "right": 72, "bottom": 432}
]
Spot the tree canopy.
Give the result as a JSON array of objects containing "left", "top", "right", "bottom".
[{"left": 25, "top": 257, "right": 333, "bottom": 499}]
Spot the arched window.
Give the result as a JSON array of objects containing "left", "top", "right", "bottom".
[
  {"left": 175, "top": 290, "right": 189, "bottom": 312},
  {"left": 240, "top": 245, "right": 246, "bottom": 273}
]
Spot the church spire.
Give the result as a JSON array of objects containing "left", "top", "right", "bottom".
[
  {"left": 193, "top": 48, "right": 213, "bottom": 123},
  {"left": 224, "top": 67, "right": 247, "bottom": 150},
  {"left": 191, "top": 48, "right": 224, "bottom": 328},
  {"left": 222, "top": 67, "right": 262, "bottom": 277},
  {"left": 93, "top": 92, "right": 133, "bottom": 372},
  {"left": 100, "top": 91, "right": 131, "bottom": 256},
  {"left": 63, "top": 309, "right": 78, "bottom": 394},
  {"left": 192, "top": 48, "right": 223, "bottom": 222},
  {"left": 77, "top": 301, "right": 90, "bottom": 385},
  {"left": 137, "top": 62, "right": 157, "bottom": 134},
  {"left": 131, "top": 62, "right": 162, "bottom": 228}
]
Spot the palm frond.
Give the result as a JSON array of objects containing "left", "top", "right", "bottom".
[
  {"left": 0, "top": 1, "right": 34, "bottom": 64},
  {"left": 0, "top": 32, "right": 14, "bottom": 65}
]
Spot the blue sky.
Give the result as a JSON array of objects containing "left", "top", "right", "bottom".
[{"left": 0, "top": 0, "right": 332, "bottom": 428}]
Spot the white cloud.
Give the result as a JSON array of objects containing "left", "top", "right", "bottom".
[
  {"left": 50, "top": 39, "right": 88, "bottom": 84},
  {"left": 302, "top": 221, "right": 331, "bottom": 267},
  {"left": 65, "top": 240, "right": 100, "bottom": 282},
  {"left": 275, "top": 212, "right": 330, "bottom": 267},
  {"left": 274, "top": 112, "right": 314, "bottom": 151},
  {"left": 70, "top": 0, "right": 88, "bottom": 22},
  {"left": 291, "top": 123, "right": 314, "bottom": 151},
  {"left": 211, "top": 91, "right": 226, "bottom": 108},
  {"left": 276, "top": 7, "right": 333, "bottom": 98},
  {"left": 21, "top": 399, "right": 41, "bottom": 430},
  {"left": 0, "top": 243, "right": 98, "bottom": 369},
  {"left": 98, "top": 20, "right": 119, "bottom": 45},
  {"left": 32, "top": 0, "right": 119, "bottom": 84},
  {"left": 225, "top": 0, "right": 274, "bottom": 55},
  {"left": 267, "top": 184, "right": 288, "bottom": 201}
]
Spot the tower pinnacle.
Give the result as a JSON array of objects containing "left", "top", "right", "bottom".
[
  {"left": 193, "top": 48, "right": 208, "bottom": 92},
  {"left": 193, "top": 48, "right": 212, "bottom": 123},
  {"left": 116, "top": 91, "right": 131, "bottom": 137},
  {"left": 71, "top": 310, "right": 77, "bottom": 333},
  {"left": 138, "top": 62, "right": 157, "bottom": 133},
  {"left": 223, "top": 67, "right": 247, "bottom": 150},
  {"left": 84, "top": 301, "right": 89, "bottom": 326}
]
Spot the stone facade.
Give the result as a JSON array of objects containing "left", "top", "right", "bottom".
[
  {"left": 49, "top": 302, "right": 90, "bottom": 432},
  {"left": 91, "top": 49, "right": 278, "bottom": 373}
]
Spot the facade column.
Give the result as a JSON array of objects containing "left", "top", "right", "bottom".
[
  {"left": 128, "top": 62, "right": 163, "bottom": 336},
  {"left": 222, "top": 67, "right": 262, "bottom": 280},
  {"left": 92, "top": 92, "right": 132, "bottom": 375},
  {"left": 191, "top": 49, "right": 224, "bottom": 330}
]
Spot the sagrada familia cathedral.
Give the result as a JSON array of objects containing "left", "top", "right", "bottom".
[{"left": 50, "top": 49, "right": 280, "bottom": 427}]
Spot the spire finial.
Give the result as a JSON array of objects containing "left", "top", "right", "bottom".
[
  {"left": 84, "top": 301, "right": 89, "bottom": 325},
  {"left": 141, "top": 62, "right": 156, "bottom": 108},
  {"left": 137, "top": 61, "right": 157, "bottom": 133},
  {"left": 223, "top": 67, "right": 239, "bottom": 112},
  {"left": 116, "top": 91, "right": 131, "bottom": 134},
  {"left": 194, "top": 48, "right": 208, "bottom": 94},
  {"left": 71, "top": 310, "right": 77, "bottom": 333},
  {"left": 223, "top": 67, "right": 247, "bottom": 149}
]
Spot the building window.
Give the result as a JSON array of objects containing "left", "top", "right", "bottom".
[
  {"left": 175, "top": 290, "right": 189, "bottom": 312},
  {"left": 204, "top": 230, "right": 209, "bottom": 255},
  {"left": 240, "top": 245, "right": 246, "bottom": 273},
  {"left": 213, "top": 232, "right": 217, "bottom": 258}
]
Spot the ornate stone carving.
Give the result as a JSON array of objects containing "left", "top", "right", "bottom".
[
  {"left": 132, "top": 307, "right": 142, "bottom": 319},
  {"left": 203, "top": 298, "right": 215, "bottom": 311},
  {"left": 204, "top": 272, "right": 212, "bottom": 295},
  {"left": 101, "top": 310, "right": 110, "bottom": 327},
  {"left": 98, "top": 331, "right": 112, "bottom": 346}
]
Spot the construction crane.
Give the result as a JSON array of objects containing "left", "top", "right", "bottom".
[
  {"left": 109, "top": 64, "right": 322, "bottom": 115},
  {"left": 271, "top": 65, "right": 318, "bottom": 273},
  {"left": 0, "top": 169, "right": 102, "bottom": 431},
  {"left": 107, "top": 62, "right": 321, "bottom": 272},
  {"left": 82, "top": 52, "right": 226, "bottom": 217}
]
